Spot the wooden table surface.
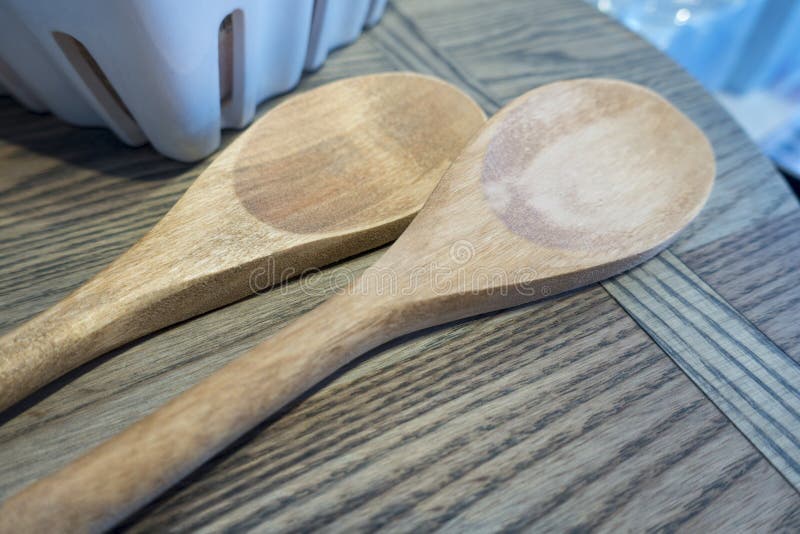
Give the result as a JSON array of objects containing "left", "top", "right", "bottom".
[{"left": 2, "top": 0, "right": 800, "bottom": 531}]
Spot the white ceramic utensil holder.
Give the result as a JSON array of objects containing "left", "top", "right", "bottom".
[{"left": 0, "top": 0, "right": 388, "bottom": 161}]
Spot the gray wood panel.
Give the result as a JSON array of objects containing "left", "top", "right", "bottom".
[
  {"left": 605, "top": 251, "right": 800, "bottom": 489},
  {"left": 683, "top": 210, "right": 800, "bottom": 362},
  {"left": 0, "top": 0, "right": 799, "bottom": 531}
]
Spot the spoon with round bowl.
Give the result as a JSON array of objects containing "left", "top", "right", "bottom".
[
  {"left": 0, "top": 78, "right": 714, "bottom": 532},
  {"left": 0, "top": 72, "right": 487, "bottom": 412}
]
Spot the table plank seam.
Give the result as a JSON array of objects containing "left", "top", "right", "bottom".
[
  {"left": 604, "top": 251, "right": 800, "bottom": 492},
  {"left": 371, "top": 2, "right": 503, "bottom": 113}
]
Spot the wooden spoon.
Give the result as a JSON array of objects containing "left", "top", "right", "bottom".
[
  {"left": 0, "top": 72, "right": 486, "bottom": 412},
  {"left": 0, "top": 78, "right": 715, "bottom": 532}
]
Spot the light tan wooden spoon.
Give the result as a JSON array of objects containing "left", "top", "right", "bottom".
[
  {"left": 0, "top": 72, "right": 486, "bottom": 412},
  {"left": 0, "top": 78, "right": 715, "bottom": 532}
]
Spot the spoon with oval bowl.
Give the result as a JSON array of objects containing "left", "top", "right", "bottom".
[
  {"left": 0, "top": 72, "right": 487, "bottom": 412},
  {"left": 0, "top": 78, "right": 714, "bottom": 532}
]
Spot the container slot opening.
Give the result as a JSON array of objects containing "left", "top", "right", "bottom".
[
  {"left": 219, "top": 9, "right": 247, "bottom": 127},
  {"left": 52, "top": 31, "right": 142, "bottom": 142},
  {"left": 219, "top": 13, "right": 234, "bottom": 105},
  {"left": 305, "top": 0, "right": 328, "bottom": 71}
]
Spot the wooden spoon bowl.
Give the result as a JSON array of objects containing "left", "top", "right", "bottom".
[
  {"left": 0, "top": 72, "right": 486, "bottom": 412},
  {"left": 0, "top": 78, "right": 714, "bottom": 532},
  {"left": 371, "top": 77, "right": 714, "bottom": 328}
]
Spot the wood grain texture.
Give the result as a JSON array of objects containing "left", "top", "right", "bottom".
[
  {"left": 605, "top": 251, "right": 800, "bottom": 489},
  {"left": 0, "top": 72, "right": 485, "bottom": 412},
  {"left": 0, "top": 78, "right": 716, "bottom": 531},
  {"left": 682, "top": 210, "right": 800, "bottom": 362},
  {"left": 0, "top": 0, "right": 799, "bottom": 531}
]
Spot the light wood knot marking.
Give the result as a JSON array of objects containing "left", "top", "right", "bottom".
[{"left": 481, "top": 80, "right": 712, "bottom": 251}]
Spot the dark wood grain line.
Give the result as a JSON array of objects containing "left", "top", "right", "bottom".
[
  {"left": 506, "top": 404, "right": 732, "bottom": 531},
  {"left": 682, "top": 210, "right": 800, "bottom": 362},
  {"left": 659, "top": 455, "right": 763, "bottom": 531},
  {"left": 614, "top": 273, "right": 800, "bottom": 467},
  {"left": 419, "top": 377, "right": 706, "bottom": 532},
  {"left": 604, "top": 251, "right": 800, "bottom": 490},
  {"left": 279, "top": 354, "right": 681, "bottom": 534}
]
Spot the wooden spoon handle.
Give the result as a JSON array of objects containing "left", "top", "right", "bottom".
[
  {"left": 0, "top": 245, "right": 262, "bottom": 413},
  {"left": 0, "top": 293, "right": 391, "bottom": 532},
  {"left": 0, "top": 268, "right": 157, "bottom": 412}
]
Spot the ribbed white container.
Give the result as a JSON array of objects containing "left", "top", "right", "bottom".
[{"left": 0, "top": 0, "right": 388, "bottom": 161}]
